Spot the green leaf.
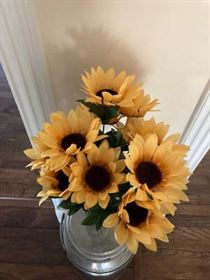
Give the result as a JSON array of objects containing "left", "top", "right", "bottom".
[
  {"left": 81, "top": 213, "right": 98, "bottom": 226},
  {"left": 103, "top": 106, "right": 119, "bottom": 123},
  {"left": 106, "top": 130, "right": 127, "bottom": 149},
  {"left": 95, "top": 212, "right": 110, "bottom": 231},
  {"left": 77, "top": 99, "right": 119, "bottom": 124},
  {"left": 58, "top": 200, "right": 70, "bottom": 209},
  {"left": 81, "top": 201, "right": 120, "bottom": 230},
  {"left": 118, "top": 182, "right": 132, "bottom": 195},
  {"left": 115, "top": 131, "right": 122, "bottom": 144},
  {"left": 88, "top": 204, "right": 104, "bottom": 214},
  {"left": 58, "top": 200, "right": 83, "bottom": 216},
  {"left": 68, "top": 203, "right": 83, "bottom": 215},
  {"left": 77, "top": 99, "right": 105, "bottom": 118}
]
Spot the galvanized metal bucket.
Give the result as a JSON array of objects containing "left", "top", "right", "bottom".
[{"left": 60, "top": 210, "right": 133, "bottom": 279}]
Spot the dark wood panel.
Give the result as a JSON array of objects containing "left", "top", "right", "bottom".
[
  {"left": 177, "top": 204, "right": 210, "bottom": 216},
  {"left": 0, "top": 227, "right": 69, "bottom": 265},
  {"left": 0, "top": 197, "right": 52, "bottom": 208},
  {"left": 0, "top": 181, "right": 38, "bottom": 199},
  {"left": 0, "top": 137, "right": 30, "bottom": 152},
  {"left": 0, "top": 169, "right": 38, "bottom": 186},
  {"left": 0, "top": 206, "right": 57, "bottom": 229},
  {"left": 141, "top": 263, "right": 209, "bottom": 280},
  {"left": 170, "top": 215, "right": 210, "bottom": 228},
  {"left": 143, "top": 248, "right": 210, "bottom": 265},
  {"left": 0, "top": 263, "right": 133, "bottom": 280},
  {"left": 0, "top": 263, "right": 79, "bottom": 280}
]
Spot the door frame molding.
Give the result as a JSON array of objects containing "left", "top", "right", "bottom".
[
  {"left": 1, "top": 0, "right": 56, "bottom": 140},
  {"left": 1, "top": 0, "right": 209, "bottom": 221},
  {"left": 180, "top": 80, "right": 210, "bottom": 172}
]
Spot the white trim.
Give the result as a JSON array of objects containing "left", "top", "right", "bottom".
[
  {"left": 0, "top": 0, "right": 61, "bottom": 221},
  {"left": 0, "top": 0, "right": 56, "bottom": 139},
  {"left": 180, "top": 79, "right": 210, "bottom": 172}
]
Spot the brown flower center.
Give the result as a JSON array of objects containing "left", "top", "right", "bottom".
[
  {"left": 135, "top": 161, "right": 162, "bottom": 189},
  {"left": 85, "top": 165, "right": 111, "bottom": 192},
  {"left": 56, "top": 170, "right": 69, "bottom": 192},
  {"left": 96, "top": 89, "right": 118, "bottom": 98},
  {"left": 61, "top": 133, "right": 86, "bottom": 151},
  {"left": 125, "top": 202, "right": 148, "bottom": 227}
]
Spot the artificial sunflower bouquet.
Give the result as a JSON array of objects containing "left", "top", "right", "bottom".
[{"left": 24, "top": 66, "right": 190, "bottom": 254}]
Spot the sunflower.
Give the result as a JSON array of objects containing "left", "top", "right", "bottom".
[
  {"left": 122, "top": 117, "right": 169, "bottom": 143},
  {"left": 37, "top": 166, "right": 72, "bottom": 205},
  {"left": 69, "top": 141, "right": 125, "bottom": 209},
  {"left": 121, "top": 117, "right": 189, "bottom": 155},
  {"left": 103, "top": 187, "right": 174, "bottom": 254},
  {"left": 119, "top": 91, "right": 159, "bottom": 117},
  {"left": 124, "top": 133, "right": 190, "bottom": 215},
  {"left": 81, "top": 66, "right": 142, "bottom": 107},
  {"left": 24, "top": 137, "right": 50, "bottom": 170},
  {"left": 24, "top": 105, "right": 105, "bottom": 172}
]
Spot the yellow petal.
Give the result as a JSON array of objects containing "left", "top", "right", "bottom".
[
  {"left": 165, "top": 133, "right": 180, "bottom": 143},
  {"left": 41, "top": 149, "right": 60, "bottom": 158},
  {"left": 83, "top": 142, "right": 93, "bottom": 153},
  {"left": 144, "top": 238, "right": 157, "bottom": 252},
  {"left": 61, "top": 191, "right": 71, "bottom": 200},
  {"left": 136, "top": 188, "right": 148, "bottom": 201},
  {"left": 132, "top": 229, "right": 151, "bottom": 245},
  {"left": 71, "top": 164, "right": 83, "bottom": 177},
  {"left": 38, "top": 131, "right": 58, "bottom": 148},
  {"left": 121, "top": 209, "right": 130, "bottom": 224},
  {"left": 114, "top": 221, "right": 128, "bottom": 245},
  {"left": 108, "top": 162, "right": 116, "bottom": 172},
  {"left": 126, "top": 173, "right": 140, "bottom": 188},
  {"left": 77, "top": 152, "right": 88, "bottom": 168},
  {"left": 96, "top": 134, "right": 108, "bottom": 141},
  {"left": 86, "top": 130, "right": 98, "bottom": 142},
  {"left": 116, "top": 159, "right": 126, "bottom": 172},
  {"left": 127, "top": 233, "right": 138, "bottom": 254},
  {"left": 98, "top": 192, "right": 108, "bottom": 201},
  {"left": 69, "top": 179, "right": 83, "bottom": 191},
  {"left": 39, "top": 196, "right": 48, "bottom": 206},
  {"left": 129, "top": 142, "right": 140, "bottom": 163},
  {"left": 71, "top": 192, "right": 77, "bottom": 203},
  {"left": 125, "top": 157, "right": 135, "bottom": 172},
  {"left": 136, "top": 200, "right": 154, "bottom": 210},
  {"left": 43, "top": 122, "right": 58, "bottom": 137},
  {"left": 76, "top": 191, "right": 86, "bottom": 203},
  {"left": 47, "top": 155, "right": 64, "bottom": 171},
  {"left": 113, "top": 173, "right": 125, "bottom": 184},
  {"left": 24, "top": 148, "right": 38, "bottom": 159},
  {"left": 66, "top": 144, "right": 78, "bottom": 155},
  {"left": 50, "top": 111, "right": 70, "bottom": 135},
  {"left": 87, "top": 147, "right": 99, "bottom": 164},
  {"left": 144, "top": 134, "right": 158, "bottom": 160},
  {"left": 67, "top": 110, "right": 78, "bottom": 131},
  {"left": 160, "top": 201, "right": 177, "bottom": 216},
  {"left": 99, "top": 196, "right": 110, "bottom": 209},
  {"left": 108, "top": 184, "right": 119, "bottom": 194},
  {"left": 62, "top": 166, "right": 72, "bottom": 177},
  {"left": 114, "top": 71, "right": 127, "bottom": 88},
  {"left": 85, "top": 192, "right": 98, "bottom": 209},
  {"left": 103, "top": 213, "right": 119, "bottom": 228}
]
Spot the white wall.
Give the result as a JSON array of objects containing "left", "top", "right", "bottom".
[{"left": 36, "top": 0, "right": 209, "bottom": 135}]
